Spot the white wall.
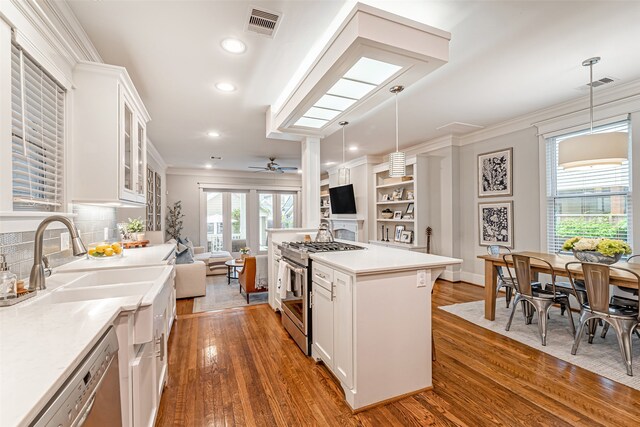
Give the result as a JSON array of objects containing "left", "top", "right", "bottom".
[
  {"left": 458, "top": 127, "right": 541, "bottom": 284},
  {"left": 166, "top": 169, "right": 301, "bottom": 247}
]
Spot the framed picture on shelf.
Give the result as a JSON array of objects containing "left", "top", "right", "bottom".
[
  {"left": 400, "top": 230, "right": 414, "bottom": 244},
  {"left": 392, "top": 188, "right": 404, "bottom": 200},
  {"left": 406, "top": 190, "right": 414, "bottom": 200},
  {"left": 478, "top": 201, "right": 513, "bottom": 247},
  {"left": 382, "top": 194, "right": 390, "bottom": 201},
  {"left": 405, "top": 202, "right": 414, "bottom": 215},
  {"left": 478, "top": 147, "right": 512, "bottom": 197},
  {"left": 394, "top": 225, "right": 405, "bottom": 241},
  {"left": 393, "top": 210, "right": 403, "bottom": 220}
]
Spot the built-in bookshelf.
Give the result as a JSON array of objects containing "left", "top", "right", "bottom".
[
  {"left": 370, "top": 155, "right": 428, "bottom": 252},
  {"left": 320, "top": 179, "right": 330, "bottom": 219}
]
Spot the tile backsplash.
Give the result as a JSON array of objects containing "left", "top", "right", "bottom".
[{"left": 0, "top": 205, "right": 118, "bottom": 280}]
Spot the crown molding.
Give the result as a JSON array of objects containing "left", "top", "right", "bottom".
[
  {"left": 327, "top": 155, "right": 383, "bottom": 174},
  {"left": 40, "top": 0, "right": 102, "bottom": 63},
  {"left": 167, "top": 167, "right": 303, "bottom": 181},
  {"left": 459, "top": 77, "right": 640, "bottom": 146},
  {"left": 147, "top": 139, "right": 167, "bottom": 172}
]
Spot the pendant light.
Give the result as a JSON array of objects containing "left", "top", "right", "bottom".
[
  {"left": 338, "top": 121, "right": 350, "bottom": 185},
  {"left": 389, "top": 85, "right": 406, "bottom": 177},
  {"left": 558, "top": 57, "right": 628, "bottom": 169}
]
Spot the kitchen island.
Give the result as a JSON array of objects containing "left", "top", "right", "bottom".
[{"left": 308, "top": 242, "right": 461, "bottom": 411}]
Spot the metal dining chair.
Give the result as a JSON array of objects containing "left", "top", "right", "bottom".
[
  {"left": 600, "top": 254, "right": 640, "bottom": 339},
  {"left": 504, "top": 254, "right": 575, "bottom": 346},
  {"left": 487, "top": 245, "right": 517, "bottom": 308},
  {"left": 565, "top": 262, "right": 640, "bottom": 376}
]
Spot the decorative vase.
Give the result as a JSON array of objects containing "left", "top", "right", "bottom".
[
  {"left": 136, "top": 233, "right": 146, "bottom": 241},
  {"left": 573, "top": 250, "right": 621, "bottom": 265},
  {"left": 241, "top": 253, "right": 249, "bottom": 260}
]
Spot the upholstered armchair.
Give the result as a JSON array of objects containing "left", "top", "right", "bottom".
[{"left": 238, "top": 255, "right": 268, "bottom": 303}]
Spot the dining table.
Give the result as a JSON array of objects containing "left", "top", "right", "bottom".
[{"left": 477, "top": 251, "right": 640, "bottom": 320}]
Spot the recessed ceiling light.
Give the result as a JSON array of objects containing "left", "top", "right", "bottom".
[
  {"left": 215, "top": 82, "right": 236, "bottom": 92},
  {"left": 207, "top": 131, "right": 220, "bottom": 138},
  {"left": 205, "top": 164, "right": 213, "bottom": 169},
  {"left": 325, "top": 161, "right": 336, "bottom": 166},
  {"left": 349, "top": 146, "right": 358, "bottom": 152},
  {"left": 221, "top": 38, "right": 246, "bottom": 54}
]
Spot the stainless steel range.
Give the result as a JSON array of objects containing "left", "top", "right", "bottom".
[{"left": 278, "top": 241, "right": 364, "bottom": 355}]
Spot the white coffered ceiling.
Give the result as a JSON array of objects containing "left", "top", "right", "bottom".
[{"left": 66, "top": 1, "right": 640, "bottom": 172}]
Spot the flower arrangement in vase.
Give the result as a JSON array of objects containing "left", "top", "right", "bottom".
[
  {"left": 562, "top": 237, "right": 631, "bottom": 264},
  {"left": 127, "top": 217, "right": 145, "bottom": 241}
]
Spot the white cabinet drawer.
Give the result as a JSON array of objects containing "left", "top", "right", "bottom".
[{"left": 312, "top": 263, "right": 333, "bottom": 284}]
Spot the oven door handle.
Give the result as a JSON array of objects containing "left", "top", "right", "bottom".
[{"left": 282, "top": 260, "right": 306, "bottom": 276}]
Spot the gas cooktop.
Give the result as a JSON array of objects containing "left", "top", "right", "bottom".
[{"left": 283, "top": 241, "right": 364, "bottom": 253}]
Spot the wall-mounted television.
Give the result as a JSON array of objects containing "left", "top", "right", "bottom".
[{"left": 329, "top": 184, "right": 357, "bottom": 214}]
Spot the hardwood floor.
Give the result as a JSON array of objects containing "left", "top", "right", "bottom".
[{"left": 156, "top": 281, "right": 640, "bottom": 426}]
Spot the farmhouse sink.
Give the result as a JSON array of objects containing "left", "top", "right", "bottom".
[
  {"left": 34, "top": 282, "right": 154, "bottom": 305},
  {"left": 61, "top": 265, "right": 170, "bottom": 289}
]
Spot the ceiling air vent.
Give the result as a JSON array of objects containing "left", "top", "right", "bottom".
[
  {"left": 587, "top": 77, "right": 615, "bottom": 88},
  {"left": 246, "top": 7, "right": 282, "bottom": 38}
]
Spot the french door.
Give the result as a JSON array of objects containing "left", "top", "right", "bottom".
[{"left": 204, "top": 191, "right": 247, "bottom": 253}]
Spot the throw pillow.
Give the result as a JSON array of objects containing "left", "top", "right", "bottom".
[{"left": 175, "top": 243, "right": 194, "bottom": 264}]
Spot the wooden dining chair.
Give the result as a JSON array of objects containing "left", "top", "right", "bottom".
[
  {"left": 504, "top": 254, "right": 575, "bottom": 346},
  {"left": 565, "top": 262, "right": 640, "bottom": 376}
]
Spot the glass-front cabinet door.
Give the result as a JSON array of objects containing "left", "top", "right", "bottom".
[
  {"left": 120, "top": 89, "right": 146, "bottom": 203},
  {"left": 136, "top": 120, "right": 146, "bottom": 201}
]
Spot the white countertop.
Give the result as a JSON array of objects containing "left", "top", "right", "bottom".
[
  {"left": 0, "top": 296, "right": 140, "bottom": 427},
  {"left": 55, "top": 243, "right": 175, "bottom": 272},
  {"left": 310, "top": 242, "right": 462, "bottom": 274}
]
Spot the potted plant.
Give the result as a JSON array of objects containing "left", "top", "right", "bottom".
[
  {"left": 127, "top": 217, "right": 145, "bottom": 241},
  {"left": 166, "top": 201, "right": 185, "bottom": 241},
  {"left": 562, "top": 237, "right": 631, "bottom": 264},
  {"left": 239, "top": 247, "right": 251, "bottom": 261}
]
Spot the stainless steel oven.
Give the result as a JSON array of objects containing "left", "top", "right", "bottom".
[
  {"left": 278, "top": 241, "right": 364, "bottom": 356},
  {"left": 279, "top": 256, "right": 311, "bottom": 355}
]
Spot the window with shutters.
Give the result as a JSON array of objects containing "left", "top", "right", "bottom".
[
  {"left": 546, "top": 120, "right": 632, "bottom": 253},
  {"left": 11, "top": 41, "right": 65, "bottom": 211}
]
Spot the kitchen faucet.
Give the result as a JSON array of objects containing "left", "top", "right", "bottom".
[{"left": 29, "top": 215, "right": 87, "bottom": 291}]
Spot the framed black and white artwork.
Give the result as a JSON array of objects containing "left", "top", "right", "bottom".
[
  {"left": 478, "top": 201, "right": 513, "bottom": 248},
  {"left": 478, "top": 148, "right": 512, "bottom": 197}
]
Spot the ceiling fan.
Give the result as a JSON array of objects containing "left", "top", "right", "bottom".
[{"left": 248, "top": 157, "right": 298, "bottom": 173}]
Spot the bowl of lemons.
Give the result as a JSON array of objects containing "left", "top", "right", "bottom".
[{"left": 87, "top": 241, "right": 123, "bottom": 259}]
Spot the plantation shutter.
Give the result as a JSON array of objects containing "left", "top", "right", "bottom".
[
  {"left": 546, "top": 120, "right": 632, "bottom": 253},
  {"left": 11, "top": 42, "right": 65, "bottom": 211}
]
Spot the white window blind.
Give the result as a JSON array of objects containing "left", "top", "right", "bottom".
[
  {"left": 546, "top": 120, "right": 632, "bottom": 253},
  {"left": 11, "top": 42, "right": 65, "bottom": 211}
]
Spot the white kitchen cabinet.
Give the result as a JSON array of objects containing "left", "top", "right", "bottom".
[
  {"left": 72, "top": 61, "right": 150, "bottom": 205},
  {"left": 132, "top": 342, "right": 156, "bottom": 427},
  {"left": 312, "top": 280, "right": 334, "bottom": 368},
  {"left": 311, "top": 263, "right": 353, "bottom": 389},
  {"left": 333, "top": 270, "right": 353, "bottom": 388}
]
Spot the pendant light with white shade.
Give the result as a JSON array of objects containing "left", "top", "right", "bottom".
[
  {"left": 338, "top": 121, "right": 350, "bottom": 185},
  {"left": 558, "top": 57, "right": 628, "bottom": 169},
  {"left": 389, "top": 85, "right": 406, "bottom": 177}
]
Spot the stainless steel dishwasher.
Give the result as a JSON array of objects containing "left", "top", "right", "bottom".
[{"left": 31, "top": 327, "right": 122, "bottom": 427}]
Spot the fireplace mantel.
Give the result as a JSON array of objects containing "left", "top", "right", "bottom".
[{"left": 328, "top": 218, "right": 365, "bottom": 242}]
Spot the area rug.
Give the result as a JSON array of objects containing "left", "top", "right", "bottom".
[
  {"left": 192, "top": 275, "right": 268, "bottom": 313},
  {"left": 439, "top": 300, "right": 640, "bottom": 391}
]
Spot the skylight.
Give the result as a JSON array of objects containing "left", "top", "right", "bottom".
[
  {"left": 293, "top": 57, "right": 402, "bottom": 129},
  {"left": 344, "top": 57, "right": 403, "bottom": 85},
  {"left": 294, "top": 117, "right": 328, "bottom": 128},
  {"left": 327, "top": 78, "right": 376, "bottom": 99}
]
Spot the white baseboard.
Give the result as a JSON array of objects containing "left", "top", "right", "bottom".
[{"left": 460, "top": 271, "right": 485, "bottom": 286}]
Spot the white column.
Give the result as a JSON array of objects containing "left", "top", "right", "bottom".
[{"left": 301, "top": 136, "right": 321, "bottom": 228}]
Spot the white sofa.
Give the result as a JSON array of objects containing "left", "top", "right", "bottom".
[{"left": 174, "top": 260, "right": 206, "bottom": 299}]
